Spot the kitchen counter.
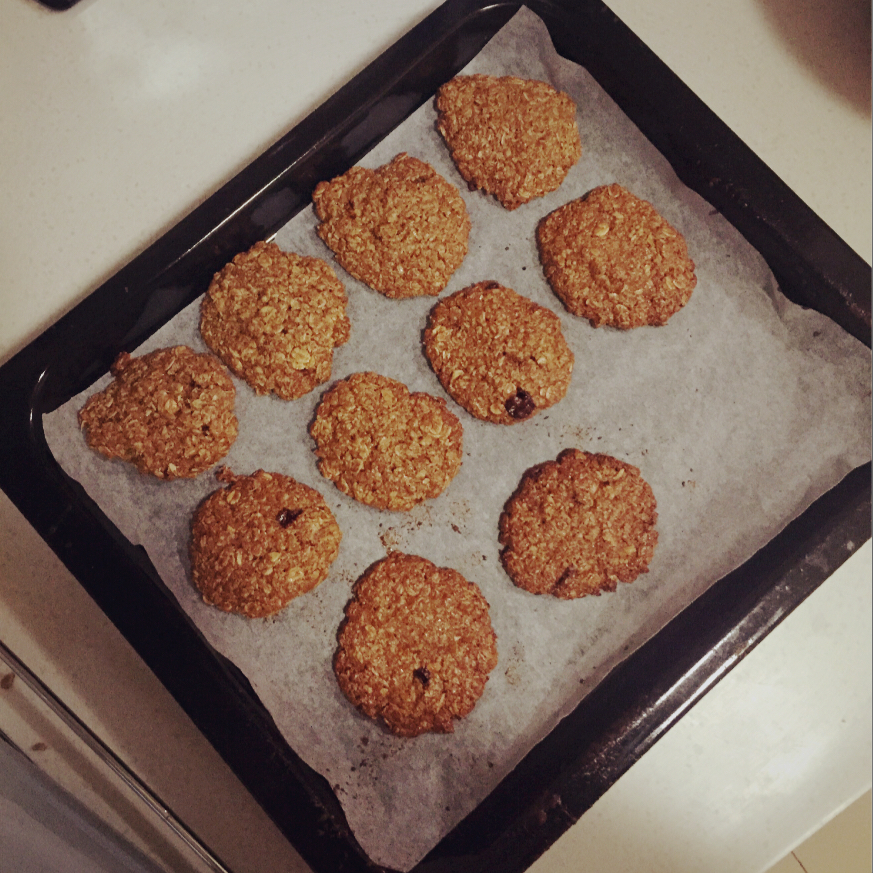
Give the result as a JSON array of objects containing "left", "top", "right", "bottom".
[{"left": 1, "top": 1, "right": 870, "bottom": 871}]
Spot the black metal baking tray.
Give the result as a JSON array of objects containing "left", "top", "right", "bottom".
[
  {"left": 1, "top": 1, "right": 869, "bottom": 871},
  {"left": 33, "top": 0, "right": 84, "bottom": 10}
]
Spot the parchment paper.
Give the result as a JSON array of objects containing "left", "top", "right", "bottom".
[{"left": 45, "top": 9, "right": 872, "bottom": 870}]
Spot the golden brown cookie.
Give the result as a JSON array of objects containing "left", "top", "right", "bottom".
[
  {"left": 311, "top": 153, "right": 470, "bottom": 299},
  {"left": 190, "top": 468, "right": 341, "bottom": 618},
  {"left": 537, "top": 184, "right": 697, "bottom": 328},
  {"left": 78, "top": 345, "right": 238, "bottom": 480},
  {"left": 499, "top": 449, "right": 658, "bottom": 599},
  {"left": 310, "top": 372, "right": 463, "bottom": 511},
  {"left": 200, "top": 241, "right": 350, "bottom": 400},
  {"left": 334, "top": 552, "right": 498, "bottom": 737},
  {"left": 436, "top": 74, "right": 581, "bottom": 210},
  {"left": 423, "top": 281, "right": 574, "bottom": 425}
]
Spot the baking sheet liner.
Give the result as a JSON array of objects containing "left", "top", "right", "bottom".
[{"left": 44, "top": 9, "right": 872, "bottom": 870}]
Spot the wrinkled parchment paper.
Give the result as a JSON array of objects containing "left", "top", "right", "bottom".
[{"left": 45, "top": 9, "right": 871, "bottom": 870}]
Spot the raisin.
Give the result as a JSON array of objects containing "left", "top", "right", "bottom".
[
  {"left": 505, "top": 387, "right": 536, "bottom": 420},
  {"left": 413, "top": 666, "right": 431, "bottom": 686},
  {"left": 553, "top": 566, "right": 577, "bottom": 591},
  {"left": 277, "top": 508, "right": 303, "bottom": 527}
]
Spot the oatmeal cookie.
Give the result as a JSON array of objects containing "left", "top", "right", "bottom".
[
  {"left": 200, "top": 241, "right": 350, "bottom": 400},
  {"left": 190, "top": 468, "right": 341, "bottom": 618},
  {"left": 423, "top": 281, "right": 574, "bottom": 424},
  {"left": 537, "top": 184, "right": 697, "bottom": 328},
  {"left": 311, "top": 153, "right": 470, "bottom": 299},
  {"left": 310, "top": 372, "right": 463, "bottom": 511},
  {"left": 334, "top": 552, "right": 498, "bottom": 737},
  {"left": 436, "top": 74, "right": 581, "bottom": 210},
  {"left": 499, "top": 449, "right": 658, "bottom": 599},
  {"left": 78, "top": 345, "right": 237, "bottom": 480}
]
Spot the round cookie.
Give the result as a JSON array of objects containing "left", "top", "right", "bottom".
[
  {"left": 311, "top": 153, "right": 470, "bottom": 299},
  {"left": 334, "top": 552, "right": 498, "bottom": 737},
  {"left": 200, "top": 241, "right": 350, "bottom": 400},
  {"left": 499, "top": 449, "right": 658, "bottom": 599},
  {"left": 78, "top": 345, "right": 238, "bottom": 480},
  {"left": 436, "top": 74, "right": 581, "bottom": 210},
  {"left": 537, "top": 183, "right": 697, "bottom": 329},
  {"left": 310, "top": 372, "right": 463, "bottom": 511},
  {"left": 423, "top": 281, "right": 574, "bottom": 425},
  {"left": 190, "top": 468, "right": 341, "bottom": 618}
]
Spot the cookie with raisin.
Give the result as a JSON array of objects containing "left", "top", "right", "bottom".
[
  {"left": 423, "top": 281, "right": 573, "bottom": 424},
  {"left": 190, "top": 468, "right": 341, "bottom": 618},
  {"left": 499, "top": 449, "right": 658, "bottom": 598},
  {"left": 334, "top": 552, "right": 498, "bottom": 737}
]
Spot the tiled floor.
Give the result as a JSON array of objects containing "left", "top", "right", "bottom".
[{"left": 765, "top": 789, "right": 871, "bottom": 873}]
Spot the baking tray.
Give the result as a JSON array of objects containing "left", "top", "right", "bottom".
[
  {"left": 33, "top": 0, "right": 84, "bottom": 10},
  {"left": 1, "top": 0, "right": 870, "bottom": 870}
]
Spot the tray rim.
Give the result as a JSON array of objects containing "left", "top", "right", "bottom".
[{"left": 1, "top": 1, "right": 870, "bottom": 871}]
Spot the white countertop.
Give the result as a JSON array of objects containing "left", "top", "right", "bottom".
[{"left": 1, "top": 1, "right": 870, "bottom": 872}]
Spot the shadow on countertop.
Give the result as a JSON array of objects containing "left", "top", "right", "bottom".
[{"left": 757, "top": 0, "right": 871, "bottom": 115}]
